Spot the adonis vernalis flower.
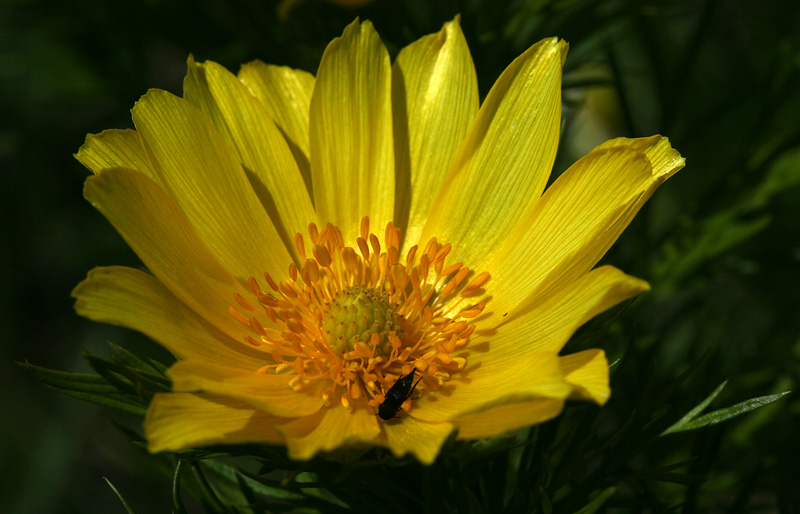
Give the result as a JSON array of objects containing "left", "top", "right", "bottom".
[{"left": 73, "top": 18, "right": 684, "bottom": 464}]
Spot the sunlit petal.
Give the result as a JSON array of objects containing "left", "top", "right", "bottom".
[
  {"left": 184, "top": 58, "right": 317, "bottom": 261},
  {"left": 239, "top": 61, "right": 315, "bottom": 190},
  {"left": 310, "top": 19, "right": 394, "bottom": 241},
  {"left": 419, "top": 38, "right": 566, "bottom": 268},
  {"left": 454, "top": 398, "right": 566, "bottom": 440},
  {"left": 132, "top": 89, "right": 292, "bottom": 280},
  {"left": 485, "top": 140, "right": 678, "bottom": 318},
  {"left": 392, "top": 17, "right": 478, "bottom": 247},
  {"left": 382, "top": 417, "right": 455, "bottom": 465},
  {"left": 75, "top": 129, "right": 155, "bottom": 178},
  {"left": 73, "top": 266, "right": 265, "bottom": 369},
  {"left": 279, "top": 405, "right": 381, "bottom": 460},
  {"left": 410, "top": 351, "right": 569, "bottom": 422},
  {"left": 475, "top": 266, "right": 649, "bottom": 358},
  {"left": 168, "top": 360, "right": 324, "bottom": 417},
  {"left": 560, "top": 349, "right": 610, "bottom": 405},
  {"left": 146, "top": 392, "right": 285, "bottom": 453},
  {"left": 83, "top": 167, "right": 251, "bottom": 341}
]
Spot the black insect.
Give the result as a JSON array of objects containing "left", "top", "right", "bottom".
[{"left": 378, "top": 368, "right": 422, "bottom": 420}]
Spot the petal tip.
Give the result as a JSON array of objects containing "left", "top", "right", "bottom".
[{"left": 130, "top": 88, "right": 174, "bottom": 115}]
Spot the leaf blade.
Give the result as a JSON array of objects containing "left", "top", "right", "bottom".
[
  {"left": 673, "top": 392, "right": 792, "bottom": 433},
  {"left": 661, "top": 380, "right": 728, "bottom": 435},
  {"left": 663, "top": 390, "right": 791, "bottom": 435}
]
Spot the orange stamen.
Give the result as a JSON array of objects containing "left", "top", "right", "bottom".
[{"left": 230, "top": 217, "right": 490, "bottom": 412}]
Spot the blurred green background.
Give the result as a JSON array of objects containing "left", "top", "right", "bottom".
[{"left": 2, "top": 0, "right": 799, "bottom": 512}]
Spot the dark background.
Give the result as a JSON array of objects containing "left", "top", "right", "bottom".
[{"left": 3, "top": 0, "right": 799, "bottom": 512}]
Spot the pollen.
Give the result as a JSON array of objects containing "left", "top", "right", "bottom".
[{"left": 229, "top": 217, "right": 489, "bottom": 412}]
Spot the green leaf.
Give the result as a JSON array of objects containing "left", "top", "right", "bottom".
[
  {"left": 57, "top": 389, "right": 146, "bottom": 416},
  {"left": 20, "top": 361, "right": 119, "bottom": 393},
  {"left": 85, "top": 352, "right": 171, "bottom": 392},
  {"left": 18, "top": 362, "right": 147, "bottom": 415},
  {"left": 173, "top": 460, "right": 188, "bottom": 514},
  {"left": 572, "top": 487, "right": 616, "bottom": 514},
  {"left": 104, "top": 477, "right": 136, "bottom": 514},
  {"left": 661, "top": 380, "right": 728, "bottom": 435},
  {"left": 109, "top": 342, "right": 168, "bottom": 376},
  {"left": 187, "top": 460, "right": 229, "bottom": 513},
  {"left": 662, "top": 386, "right": 791, "bottom": 435},
  {"left": 203, "top": 460, "right": 306, "bottom": 503},
  {"left": 84, "top": 352, "right": 139, "bottom": 393},
  {"left": 197, "top": 459, "right": 353, "bottom": 513},
  {"left": 83, "top": 351, "right": 171, "bottom": 403},
  {"left": 669, "top": 392, "right": 791, "bottom": 434}
]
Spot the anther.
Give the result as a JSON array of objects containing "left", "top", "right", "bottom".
[
  {"left": 436, "top": 353, "right": 453, "bottom": 364},
  {"left": 423, "top": 238, "right": 437, "bottom": 260},
  {"left": 360, "top": 216, "right": 370, "bottom": 241},
  {"left": 264, "top": 273, "right": 280, "bottom": 292},
  {"left": 275, "top": 362, "right": 293, "bottom": 373},
  {"left": 369, "top": 234, "right": 381, "bottom": 256},
  {"left": 406, "top": 245, "right": 418, "bottom": 266},
  {"left": 313, "top": 244, "right": 332, "bottom": 267},
  {"left": 250, "top": 317, "right": 267, "bottom": 336},
  {"left": 229, "top": 307, "right": 250, "bottom": 325},
  {"left": 234, "top": 293, "right": 255, "bottom": 311},
  {"left": 441, "top": 262, "right": 463, "bottom": 276},
  {"left": 463, "top": 271, "right": 491, "bottom": 293},
  {"left": 435, "top": 243, "right": 452, "bottom": 263},
  {"left": 343, "top": 247, "right": 358, "bottom": 272},
  {"left": 357, "top": 237, "right": 370, "bottom": 261},
  {"left": 247, "top": 277, "right": 260, "bottom": 295},
  {"left": 244, "top": 336, "right": 261, "bottom": 346},
  {"left": 308, "top": 223, "right": 320, "bottom": 244},
  {"left": 295, "top": 233, "right": 306, "bottom": 259}
]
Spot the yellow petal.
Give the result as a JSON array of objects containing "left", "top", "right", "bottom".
[
  {"left": 131, "top": 89, "right": 292, "bottom": 280},
  {"left": 83, "top": 167, "right": 251, "bottom": 342},
  {"left": 238, "top": 61, "right": 315, "bottom": 189},
  {"left": 454, "top": 398, "right": 565, "bottom": 440},
  {"left": 597, "top": 135, "right": 685, "bottom": 184},
  {"left": 309, "top": 19, "right": 394, "bottom": 241},
  {"left": 475, "top": 266, "right": 649, "bottom": 357},
  {"left": 184, "top": 58, "right": 317, "bottom": 262},
  {"left": 74, "top": 129, "right": 155, "bottom": 178},
  {"left": 560, "top": 349, "right": 610, "bottom": 405},
  {"left": 145, "top": 392, "right": 285, "bottom": 453},
  {"left": 73, "top": 266, "right": 266, "bottom": 370},
  {"left": 418, "top": 38, "right": 566, "bottom": 266},
  {"left": 410, "top": 351, "right": 570, "bottom": 423},
  {"left": 168, "top": 360, "right": 323, "bottom": 417},
  {"left": 382, "top": 417, "right": 455, "bottom": 465},
  {"left": 392, "top": 17, "right": 478, "bottom": 247},
  {"left": 278, "top": 405, "right": 381, "bottom": 460},
  {"left": 485, "top": 143, "right": 660, "bottom": 318}
]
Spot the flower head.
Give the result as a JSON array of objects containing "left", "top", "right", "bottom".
[{"left": 73, "top": 18, "right": 684, "bottom": 464}]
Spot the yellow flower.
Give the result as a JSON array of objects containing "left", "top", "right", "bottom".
[{"left": 73, "top": 18, "right": 684, "bottom": 464}]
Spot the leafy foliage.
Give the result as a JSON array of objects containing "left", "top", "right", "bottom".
[
  {"left": 662, "top": 382, "right": 791, "bottom": 435},
  {"left": 22, "top": 324, "right": 791, "bottom": 513}
]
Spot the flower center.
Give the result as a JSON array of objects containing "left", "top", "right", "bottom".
[
  {"left": 322, "top": 286, "right": 400, "bottom": 356},
  {"left": 229, "top": 217, "right": 490, "bottom": 413}
]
